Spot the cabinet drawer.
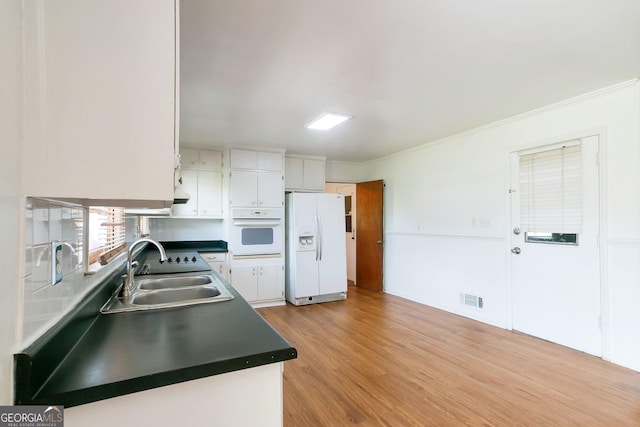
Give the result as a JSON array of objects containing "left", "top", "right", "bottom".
[{"left": 201, "top": 252, "right": 227, "bottom": 262}]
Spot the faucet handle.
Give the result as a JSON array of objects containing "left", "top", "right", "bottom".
[{"left": 129, "top": 260, "right": 139, "bottom": 271}]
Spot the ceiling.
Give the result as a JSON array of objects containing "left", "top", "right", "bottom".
[{"left": 179, "top": 0, "right": 640, "bottom": 162}]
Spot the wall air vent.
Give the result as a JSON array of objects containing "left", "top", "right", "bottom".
[{"left": 460, "top": 293, "right": 484, "bottom": 309}]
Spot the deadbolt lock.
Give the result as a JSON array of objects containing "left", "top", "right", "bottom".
[{"left": 513, "top": 227, "right": 521, "bottom": 235}]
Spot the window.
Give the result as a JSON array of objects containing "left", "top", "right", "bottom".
[
  {"left": 519, "top": 142, "right": 582, "bottom": 245},
  {"left": 138, "top": 216, "right": 150, "bottom": 237},
  {"left": 525, "top": 232, "right": 578, "bottom": 245},
  {"left": 344, "top": 195, "right": 352, "bottom": 232},
  {"left": 88, "top": 207, "right": 126, "bottom": 265}
]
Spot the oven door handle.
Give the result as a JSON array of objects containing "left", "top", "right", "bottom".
[{"left": 232, "top": 220, "right": 282, "bottom": 227}]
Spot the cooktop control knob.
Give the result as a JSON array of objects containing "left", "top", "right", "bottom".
[
  {"left": 176, "top": 257, "right": 181, "bottom": 263},
  {"left": 191, "top": 256, "right": 197, "bottom": 263},
  {"left": 183, "top": 256, "right": 189, "bottom": 263},
  {"left": 167, "top": 257, "right": 173, "bottom": 263}
]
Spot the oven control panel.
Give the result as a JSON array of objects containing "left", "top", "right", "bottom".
[{"left": 232, "top": 207, "right": 283, "bottom": 219}]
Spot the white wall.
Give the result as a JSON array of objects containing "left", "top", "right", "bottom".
[
  {"left": 0, "top": 0, "right": 23, "bottom": 404},
  {"left": 360, "top": 80, "right": 640, "bottom": 370},
  {"left": 325, "top": 160, "right": 370, "bottom": 183}
]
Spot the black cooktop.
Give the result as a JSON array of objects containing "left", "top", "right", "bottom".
[{"left": 137, "top": 251, "right": 211, "bottom": 275}]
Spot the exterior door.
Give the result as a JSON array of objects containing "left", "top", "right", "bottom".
[
  {"left": 510, "top": 135, "right": 601, "bottom": 356},
  {"left": 356, "top": 180, "right": 384, "bottom": 292}
]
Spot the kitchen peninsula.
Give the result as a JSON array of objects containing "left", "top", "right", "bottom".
[{"left": 14, "top": 242, "right": 296, "bottom": 427}]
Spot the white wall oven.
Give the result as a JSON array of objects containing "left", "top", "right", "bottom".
[{"left": 230, "top": 208, "right": 284, "bottom": 256}]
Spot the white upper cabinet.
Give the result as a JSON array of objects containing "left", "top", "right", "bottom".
[
  {"left": 173, "top": 148, "right": 224, "bottom": 217},
  {"left": 257, "top": 152, "right": 283, "bottom": 171},
  {"left": 22, "top": 0, "right": 178, "bottom": 207},
  {"left": 230, "top": 149, "right": 282, "bottom": 171},
  {"left": 179, "top": 148, "right": 201, "bottom": 170},
  {"left": 285, "top": 155, "right": 326, "bottom": 192},
  {"left": 230, "top": 149, "right": 284, "bottom": 208},
  {"left": 230, "top": 170, "right": 283, "bottom": 208},
  {"left": 198, "top": 150, "right": 223, "bottom": 171}
]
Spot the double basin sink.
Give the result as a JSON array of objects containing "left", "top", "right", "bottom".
[{"left": 100, "top": 273, "right": 234, "bottom": 314}]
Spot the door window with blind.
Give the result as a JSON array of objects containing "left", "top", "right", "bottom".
[
  {"left": 519, "top": 142, "right": 582, "bottom": 245},
  {"left": 88, "top": 207, "right": 126, "bottom": 265}
]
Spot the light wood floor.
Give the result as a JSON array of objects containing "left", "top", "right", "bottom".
[{"left": 258, "top": 285, "right": 640, "bottom": 426}]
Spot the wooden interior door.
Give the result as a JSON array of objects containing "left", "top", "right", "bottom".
[{"left": 356, "top": 180, "right": 384, "bottom": 291}]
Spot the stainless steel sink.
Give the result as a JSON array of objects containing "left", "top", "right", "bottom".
[
  {"left": 100, "top": 273, "right": 234, "bottom": 314},
  {"left": 137, "top": 275, "right": 213, "bottom": 290},
  {"left": 132, "top": 286, "right": 221, "bottom": 305}
]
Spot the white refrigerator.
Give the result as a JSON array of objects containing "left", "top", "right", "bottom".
[{"left": 285, "top": 193, "right": 347, "bottom": 305}]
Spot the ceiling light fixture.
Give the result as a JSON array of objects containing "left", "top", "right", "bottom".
[{"left": 305, "top": 112, "right": 352, "bottom": 131}]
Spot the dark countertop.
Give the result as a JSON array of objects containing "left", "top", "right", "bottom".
[
  {"left": 159, "top": 240, "right": 228, "bottom": 253},
  {"left": 14, "top": 241, "right": 296, "bottom": 408}
]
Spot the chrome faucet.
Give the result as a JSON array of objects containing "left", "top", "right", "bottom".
[{"left": 122, "top": 238, "right": 167, "bottom": 298}]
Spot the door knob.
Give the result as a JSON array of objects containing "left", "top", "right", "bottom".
[
  {"left": 376, "top": 240, "right": 382, "bottom": 244},
  {"left": 511, "top": 247, "right": 521, "bottom": 254}
]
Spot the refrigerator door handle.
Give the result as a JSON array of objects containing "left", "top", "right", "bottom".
[
  {"left": 318, "top": 214, "right": 323, "bottom": 261},
  {"left": 315, "top": 214, "right": 319, "bottom": 261}
]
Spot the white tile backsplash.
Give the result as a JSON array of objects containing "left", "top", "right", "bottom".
[
  {"left": 31, "top": 243, "right": 51, "bottom": 294},
  {"left": 21, "top": 199, "right": 219, "bottom": 347},
  {"left": 32, "top": 201, "right": 49, "bottom": 245},
  {"left": 149, "top": 218, "right": 226, "bottom": 242},
  {"left": 21, "top": 198, "right": 108, "bottom": 347},
  {"left": 48, "top": 205, "right": 62, "bottom": 241}
]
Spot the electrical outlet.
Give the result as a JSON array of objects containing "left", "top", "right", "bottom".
[{"left": 51, "top": 241, "right": 63, "bottom": 285}]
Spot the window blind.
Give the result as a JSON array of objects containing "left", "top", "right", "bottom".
[
  {"left": 89, "top": 207, "right": 126, "bottom": 265},
  {"left": 519, "top": 143, "right": 582, "bottom": 233}
]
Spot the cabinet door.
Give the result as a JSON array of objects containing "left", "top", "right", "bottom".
[
  {"left": 257, "top": 171, "right": 283, "bottom": 207},
  {"left": 230, "top": 149, "right": 257, "bottom": 169},
  {"left": 231, "top": 266, "right": 258, "bottom": 301},
  {"left": 172, "top": 169, "right": 198, "bottom": 216},
  {"left": 214, "top": 263, "right": 229, "bottom": 281},
  {"left": 284, "top": 157, "right": 304, "bottom": 190},
  {"left": 231, "top": 170, "right": 258, "bottom": 207},
  {"left": 303, "top": 159, "right": 326, "bottom": 191},
  {"left": 198, "top": 171, "right": 223, "bottom": 216},
  {"left": 257, "top": 264, "right": 284, "bottom": 300},
  {"left": 205, "top": 262, "right": 228, "bottom": 281},
  {"left": 180, "top": 148, "right": 199, "bottom": 170},
  {"left": 23, "top": 0, "right": 176, "bottom": 203},
  {"left": 199, "top": 150, "right": 223, "bottom": 171},
  {"left": 258, "top": 152, "right": 282, "bottom": 171}
]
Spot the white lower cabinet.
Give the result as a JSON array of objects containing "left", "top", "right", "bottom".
[
  {"left": 65, "top": 363, "right": 284, "bottom": 427},
  {"left": 201, "top": 252, "right": 228, "bottom": 281},
  {"left": 230, "top": 259, "right": 284, "bottom": 305}
]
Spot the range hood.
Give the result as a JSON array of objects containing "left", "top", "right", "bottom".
[
  {"left": 173, "top": 183, "right": 190, "bottom": 205},
  {"left": 125, "top": 207, "right": 172, "bottom": 216},
  {"left": 124, "top": 182, "right": 190, "bottom": 216}
]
